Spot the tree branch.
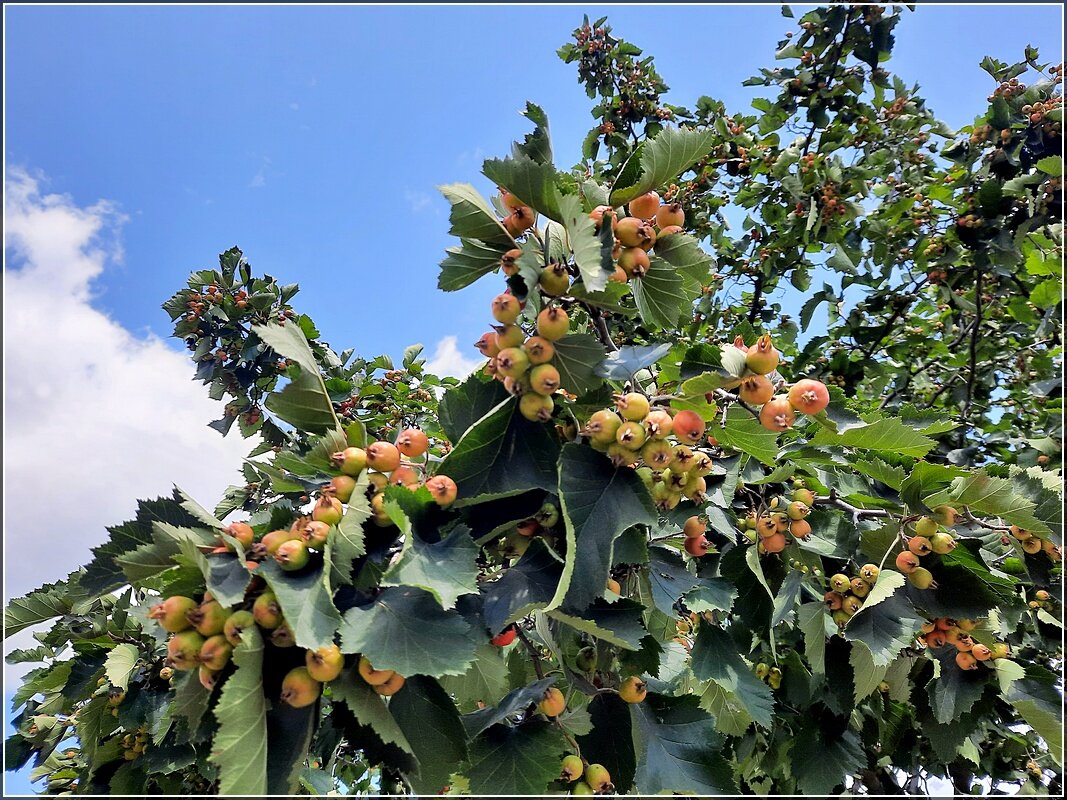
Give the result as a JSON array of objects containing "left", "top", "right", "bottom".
[
  {"left": 812, "top": 489, "right": 893, "bottom": 524},
  {"left": 515, "top": 626, "right": 545, "bottom": 680},
  {"left": 962, "top": 265, "right": 983, "bottom": 421}
]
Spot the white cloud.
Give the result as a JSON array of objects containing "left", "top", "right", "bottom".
[
  {"left": 403, "top": 189, "right": 434, "bottom": 214},
  {"left": 424, "top": 335, "right": 483, "bottom": 379},
  {"left": 3, "top": 169, "right": 253, "bottom": 606}
]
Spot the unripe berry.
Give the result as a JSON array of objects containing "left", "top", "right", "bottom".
[
  {"left": 275, "top": 539, "right": 310, "bottom": 571},
  {"left": 615, "top": 217, "right": 656, "bottom": 249},
  {"left": 615, "top": 392, "right": 650, "bottom": 421},
  {"left": 672, "top": 445, "right": 696, "bottom": 471},
  {"left": 312, "top": 495, "right": 344, "bottom": 526},
  {"left": 787, "top": 379, "right": 830, "bottom": 414},
  {"left": 536, "top": 306, "right": 569, "bottom": 340},
  {"left": 198, "top": 634, "right": 233, "bottom": 671},
  {"left": 914, "top": 516, "right": 938, "bottom": 537},
  {"left": 830, "top": 574, "right": 852, "bottom": 593},
  {"left": 618, "top": 246, "right": 650, "bottom": 277},
  {"left": 281, "top": 667, "right": 322, "bottom": 708},
  {"left": 739, "top": 375, "right": 774, "bottom": 405},
  {"left": 786, "top": 501, "right": 810, "bottom": 520},
  {"left": 584, "top": 409, "right": 623, "bottom": 446},
  {"left": 628, "top": 191, "right": 660, "bottom": 220},
  {"left": 971, "top": 643, "right": 993, "bottom": 661},
  {"left": 495, "top": 347, "right": 530, "bottom": 380},
  {"left": 223, "top": 522, "right": 255, "bottom": 552},
  {"left": 491, "top": 293, "right": 522, "bottom": 325},
  {"left": 561, "top": 754, "right": 584, "bottom": 783},
  {"left": 332, "top": 447, "right": 367, "bottom": 477},
  {"left": 907, "top": 566, "right": 937, "bottom": 589},
  {"left": 149, "top": 596, "right": 197, "bottom": 633},
  {"left": 859, "top": 564, "right": 880, "bottom": 583},
  {"left": 616, "top": 420, "right": 647, "bottom": 450},
  {"left": 908, "top": 536, "right": 933, "bottom": 556},
  {"left": 640, "top": 438, "right": 675, "bottom": 470},
  {"left": 223, "top": 610, "right": 256, "bottom": 647},
  {"left": 167, "top": 631, "right": 205, "bottom": 671},
  {"left": 759, "top": 397, "right": 795, "bottom": 431},
  {"left": 656, "top": 202, "right": 685, "bottom": 229},
  {"left": 755, "top": 662, "right": 770, "bottom": 679},
  {"left": 618, "top": 676, "right": 648, "bottom": 703},
  {"left": 188, "top": 600, "right": 230, "bottom": 637},
  {"left": 931, "top": 505, "right": 960, "bottom": 526},
  {"left": 684, "top": 536, "right": 710, "bottom": 557},
  {"left": 375, "top": 671, "right": 407, "bottom": 696},
  {"left": 746, "top": 335, "right": 780, "bottom": 374},
  {"left": 328, "top": 475, "right": 357, "bottom": 504},
  {"left": 357, "top": 656, "right": 394, "bottom": 686},
  {"left": 672, "top": 409, "right": 706, "bottom": 445},
  {"left": 683, "top": 474, "right": 707, "bottom": 502},
  {"left": 538, "top": 687, "right": 566, "bottom": 717},
  {"left": 588, "top": 205, "right": 615, "bottom": 229},
  {"left": 929, "top": 531, "right": 957, "bottom": 554},
  {"left": 523, "top": 336, "right": 555, "bottom": 365},
  {"left": 691, "top": 452, "right": 713, "bottom": 477},
  {"left": 850, "top": 578, "right": 871, "bottom": 598},
  {"left": 500, "top": 248, "right": 522, "bottom": 276},
  {"left": 519, "top": 392, "right": 554, "bottom": 422},
  {"left": 607, "top": 442, "right": 640, "bottom": 468},
  {"left": 502, "top": 375, "right": 529, "bottom": 397},
  {"left": 199, "top": 665, "right": 219, "bottom": 691},
  {"left": 252, "top": 592, "right": 283, "bottom": 630},
  {"left": 539, "top": 263, "right": 571, "bottom": 296},
  {"left": 306, "top": 643, "right": 344, "bottom": 682},
  {"left": 500, "top": 190, "right": 524, "bottom": 212},
  {"left": 832, "top": 609, "right": 851, "bottom": 627},
  {"left": 302, "top": 520, "right": 331, "bottom": 549},
  {"left": 988, "top": 642, "right": 1011, "bottom": 659},
  {"left": 793, "top": 488, "right": 815, "bottom": 506},
  {"left": 495, "top": 324, "right": 526, "bottom": 350},
  {"left": 366, "top": 441, "right": 402, "bottom": 473},
  {"left": 683, "top": 516, "right": 706, "bottom": 539},
  {"left": 895, "top": 551, "right": 921, "bottom": 574},
  {"left": 425, "top": 474, "right": 458, "bottom": 507},
  {"left": 271, "top": 622, "right": 296, "bottom": 647},
  {"left": 396, "top": 429, "right": 429, "bottom": 458},
  {"left": 529, "top": 364, "right": 561, "bottom": 396},
  {"left": 842, "top": 596, "right": 863, "bottom": 616},
  {"left": 954, "top": 651, "right": 978, "bottom": 670},
  {"left": 583, "top": 763, "right": 613, "bottom": 793}
]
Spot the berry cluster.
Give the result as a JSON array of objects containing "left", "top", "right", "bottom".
[
  {"left": 498, "top": 189, "right": 538, "bottom": 238},
  {"left": 560, "top": 755, "right": 614, "bottom": 796},
  {"left": 754, "top": 661, "right": 783, "bottom": 689},
  {"left": 894, "top": 508, "right": 963, "bottom": 589},
  {"left": 589, "top": 190, "right": 685, "bottom": 283},
  {"left": 738, "top": 484, "right": 815, "bottom": 556},
  {"left": 823, "top": 564, "right": 881, "bottom": 627},
  {"left": 477, "top": 298, "right": 571, "bottom": 422},
  {"left": 583, "top": 394, "right": 713, "bottom": 510},
  {"left": 1009, "top": 524, "right": 1062, "bottom": 560},
  {"left": 354, "top": 656, "right": 406, "bottom": 697},
  {"left": 732, "top": 335, "right": 831, "bottom": 431},
  {"left": 120, "top": 726, "right": 149, "bottom": 762},
  {"left": 918, "top": 617, "right": 1010, "bottom": 671}
]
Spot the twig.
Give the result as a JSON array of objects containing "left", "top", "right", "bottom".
[
  {"left": 515, "top": 627, "right": 545, "bottom": 680},
  {"left": 962, "top": 265, "right": 983, "bottom": 421},
  {"left": 747, "top": 273, "right": 764, "bottom": 323},
  {"left": 714, "top": 388, "right": 761, "bottom": 420},
  {"left": 812, "top": 488, "right": 892, "bottom": 525},
  {"left": 584, "top": 304, "right": 619, "bottom": 352},
  {"left": 961, "top": 506, "right": 1013, "bottom": 532}
]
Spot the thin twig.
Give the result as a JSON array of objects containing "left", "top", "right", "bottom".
[
  {"left": 811, "top": 488, "right": 893, "bottom": 524},
  {"left": 961, "top": 506, "right": 1013, "bottom": 532},
  {"left": 714, "top": 388, "right": 761, "bottom": 420},
  {"left": 962, "top": 265, "right": 983, "bottom": 421},
  {"left": 515, "top": 627, "right": 545, "bottom": 680}
]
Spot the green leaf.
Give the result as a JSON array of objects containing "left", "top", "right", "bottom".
[
  {"left": 1008, "top": 666, "right": 1064, "bottom": 766},
  {"left": 609, "top": 127, "right": 717, "bottom": 206},
  {"left": 339, "top": 587, "right": 476, "bottom": 678},
  {"left": 712, "top": 406, "right": 779, "bottom": 465},
  {"left": 439, "top": 375, "right": 509, "bottom": 444},
  {"left": 923, "top": 472, "right": 1048, "bottom": 534},
  {"left": 265, "top": 366, "right": 340, "bottom": 435},
  {"left": 257, "top": 560, "right": 342, "bottom": 652},
  {"left": 381, "top": 526, "right": 479, "bottom": 610},
  {"left": 576, "top": 693, "right": 637, "bottom": 793},
  {"left": 550, "top": 600, "right": 649, "bottom": 650},
  {"left": 770, "top": 569, "right": 804, "bottom": 626},
  {"left": 438, "top": 183, "right": 512, "bottom": 246},
  {"left": 843, "top": 584, "right": 923, "bottom": 666},
  {"left": 156, "top": 670, "right": 209, "bottom": 745},
  {"left": 698, "top": 680, "right": 753, "bottom": 737},
  {"left": 462, "top": 677, "right": 557, "bottom": 737},
  {"left": 483, "top": 538, "right": 563, "bottom": 633},
  {"left": 550, "top": 444, "right": 656, "bottom": 612},
  {"left": 1036, "top": 155, "right": 1063, "bottom": 177},
  {"left": 482, "top": 156, "right": 564, "bottom": 221},
  {"left": 209, "top": 627, "right": 267, "bottom": 796},
  {"left": 596, "top": 343, "right": 673, "bottom": 381},
  {"left": 438, "top": 238, "right": 510, "bottom": 292},
  {"left": 631, "top": 693, "right": 737, "bottom": 794},
  {"left": 849, "top": 641, "right": 889, "bottom": 702},
  {"left": 811, "top": 417, "right": 936, "bottom": 458},
  {"left": 331, "top": 667, "right": 414, "bottom": 757},
  {"left": 467, "top": 720, "right": 567, "bottom": 795},
  {"left": 551, "top": 334, "right": 606, "bottom": 396},
  {"left": 652, "top": 232, "right": 714, "bottom": 287},
  {"left": 568, "top": 281, "right": 637, "bottom": 317},
  {"left": 439, "top": 643, "right": 511, "bottom": 713},
  {"left": 390, "top": 676, "right": 469, "bottom": 794},
  {"left": 646, "top": 547, "right": 701, "bottom": 617},
  {"left": 437, "top": 398, "right": 561, "bottom": 506},
  {"left": 327, "top": 471, "right": 370, "bottom": 590},
  {"left": 928, "top": 647, "right": 989, "bottom": 723},
  {"left": 5, "top": 581, "right": 74, "bottom": 638},
  {"left": 906, "top": 540, "right": 1021, "bottom": 620},
  {"left": 103, "top": 644, "right": 139, "bottom": 692},
  {"left": 690, "top": 625, "right": 774, "bottom": 728},
  {"left": 630, "top": 257, "right": 685, "bottom": 330},
  {"left": 790, "top": 721, "right": 864, "bottom": 795},
  {"left": 852, "top": 456, "right": 906, "bottom": 490},
  {"left": 514, "top": 102, "right": 553, "bottom": 164},
  {"left": 557, "top": 192, "right": 614, "bottom": 291}
]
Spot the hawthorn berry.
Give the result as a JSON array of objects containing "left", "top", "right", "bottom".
[
  {"left": 786, "top": 379, "right": 830, "bottom": 414},
  {"left": 746, "top": 334, "right": 780, "bottom": 374},
  {"left": 537, "top": 306, "right": 570, "bottom": 340},
  {"left": 672, "top": 409, "right": 706, "bottom": 444},
  {"left": 628, "top": 191, "right": 660, "bottom": 220},
  {"left": 425, "top": 474, "right": 459, "bottom": 507},
  {"left": 491, "top": 293, "right": 522, "bottom": 325},
  {"left": 281, "top": 667, "right": 322, "bottom": 708},
  {"left": 306, "top": 644, "right": 345, "bottom": 682},
  {"left": 618, "top": 676, "right": 648, "bottom": 704},
  {"left": 615, "top": 392, "right": 651, "bottom": 421},
  {"left": 538, "top": 687, "right": 566, "bottom": 717},
  {"left": 759, "top": 397, "right": 796, "bottom": 431}
]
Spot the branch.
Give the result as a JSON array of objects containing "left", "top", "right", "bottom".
[
  {"left": 746, "top": 272, "right": 764, "bottom": 323},
  {"left": 714, "top": 388, "right": 761, "bottom": 420},
  {"left": 962, "top": 265, "right": 983, "bottom": 421},
  {"left": 515, "top": 626, "right": 545, "bottom": 680},
  {"left": 583, "top": 303, "right": 619, "bottom": 352},
  {"left": 961, "top": 506, "right": 1013, "bottom": 532},
  {"left": 812, "top": 489, "right": 893, "bottom": 525}
]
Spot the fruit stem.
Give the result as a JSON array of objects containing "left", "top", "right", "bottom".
[
  {"left": 960, "top": 506, "right": 1012, "bottom": 532},
  {"left": 713, "top": 389, "right": 761, "bottom": 420},
  {"left": 811, "top": 489, "right": 892, "bottom": 525}
]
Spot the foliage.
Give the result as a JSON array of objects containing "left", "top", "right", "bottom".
[{"left": 6, "top": 6, "right": 1062, "bottom": 796}]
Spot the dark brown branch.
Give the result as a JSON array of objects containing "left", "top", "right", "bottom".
[
  {"left": 515, "top": 626, "right": 545, "bottom": 680},
  {"left": 962, "top": 266, "right": 983, "bottom": 421}
]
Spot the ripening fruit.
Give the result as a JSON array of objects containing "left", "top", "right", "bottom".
[
  {"left": 789, "top": 519, "right": 811, "bottom": 539},
  {"left": 167, "top": 631, "right": 205, "bottom": 671},
  {"left": 656, "top": 202, "right": 685, "bottom": 229},
  {"left": 584, "top": 409, "right": 623, "bottom": 446},
  {"left": 895, "top": 551, "right": 921, "bottom": 574},
  {"left": 644, "top": 409, "right": 674, "bottom": 440},
  {"left": 224, "top": 522, "right": 255, "bottom": 551},
  {"left": 832, "top": 609, "right": 852, "bottom": 628},
  {"left": 786, "top": 501, "right": 810, "bottom": 520},
  {"left": 425, "top": 474, "right": 459, "bottom": 507},
  {"left": 271, "top": 622, "right": 296, "bottom": 648},
  {"left": 500, "top": 190, "right": 524, "bottom": 212},
  {"left": 540, "top": 264, "right": 571, "bottom": 296},
  {"left": 859, "top": 564, "right": 880, "bottom": 583},
  {"left": 908, "top": 567, "right": 937, "bottom": 589},
  {"left": 830, "top": 574, "right": 852, "bottom": 593},
  {"left": 929, "top": 531, "right": 957, "bottom": 554},
  {"left": 988, "top": 642, "right": 1011, "bottom": 659},
  {"left": 583, "top": 763, "right": 613, "bottom": 793},
  {"left": 971, "top": 643, "right": 992, "bottom": 661},
  {"left": 529, "top": 364, "right": 561, "bottom": 396},
  {"left": 306, "top": 644, "right": 344, "bottom": 682},
  {"left": 925, "top": 630, "right": 948, "bottom": 648},
  {"left": 537, "top": 306, "right": 570, "bottom": 340},
  {"left": 955, "top": 651, "right": 978, "bottom": 670},
  {"left": 739, "top": 375, "right": 774, "bottom": 405},
  {"left": 908, "top": 536, "right": 933, "bottom": 556},
  {"left": 495, "top": 347, "right": 530, "bottom": 380},
  {"left": 618, "top": 676, "right": 648, "bottom": 704},
  {"left": 259, "top": 529, "right": 297, "bottom": 559},
  {"left": 793, "top": 488, "right": 815, "bottom": 506},
  {"left": 332, "top": 447, "right": 367, "bottom": 477},
  {"left": 606, "top": 577, "right": 621, "bottom": 595},
  {"left": 1022, "top": 538, "right": 1043, "bottom": 554},
  {"left": 685, "top": 536, "right": 710, "bottom": 557},
  {"left": 672, "top": 445, "right": 696, "bottom": 472},
  {"left": 616, "top": 392, "right": 651, "bottom": 421},
  {"left": 519, "top": 392, "right": 554, "bottom": 422},
  {"left": 691, "top": 452, "right": 713, "bottom": 477},
  {"left": 149, "top": 596, "right": 197, "bottom": 633},
  {"left": 500, "top": 248, "right": 522, "bottom": 275},
  {"left": 576, "top": 645, "right": 598, "bottom": 671},
  {"left": 760, "top": 533, "right": 787, "bottom": 554},
  {"left": 358, "top": 656, "right": 395, "bottom": 686},
  {"left": 302, "top": 521, "right": 330, "bottom": 549},
  {"left": 824, "top": 591, "right": 843, "bottom": 611},
  {"left": 491, "top": 627, "right": 517, "bottom": 647},
  {"left": 503, "top": 375, "right": 528, "bottom": 397},
  {"left": 842, "top": 596, "right": 863, "bottom": 616},
  {"left": 746, "top": 335, "right": 780, "bottom": 374},
  {"left": 672, "top": 409, "right": 706, "bottom": 445},
  {"left": 223, "top": 610, "right": 256, "bottom": 647},
  {"left": 475, "top": 331, "right": 501, "bottom": 358},
  {"left": 914, "top": 516, "right": 938, "bottom": 537},
  {"left": 189, "top": 600, "right": 230, "bottom": 637},
  {"left": 683, "top": 516, "right": 706, "bottom": 539},
  {"left": 759, "top": 397, "right": 796, "bottom": 432},
  {"left": 389, "top": 465, "right": 420, "bottom": 489},
  {"left": 199, "top": 665, "right": 219, "bottom": 691},
  {"left": 495, "top": 324, "right": 525, "bottom": 350},
  {"left": 366, "top": 442, "right": 402, "bottom": 473},
  {"left": 312, "top": 495, "right": 344, "bottom": 526},
  {"left": 787, "top": 379, "right": 830, "bottom": 414},
  {"left": 503, "top": 206, "right": 536, "bottom": 237},
  {"left": 757, "top": 515, "right": 778, "bottom": 539},
  {"left": 616, "top": 421, "right": 647, "bottom": 450},
  {"left": 931, "top": 505, "right": 960, "bottom": 526},
  {"left": 561, "top": 754, "right": 584, "bottom": 783},
  {"left": 538, "top": 687, "right": 566, "bottom": 717},
  {"left": 850, "top": 578, "right": 871, "bottom": 598},
  {"left": 628, "top": 191, "right": 660, "bottom": 220},
  {"left": 275, "top": 539, "right": 310, "bottom": 571},
  {"left": 252, "top": 592, "right": 283, "bottom": 630},
  {"left": 607, "top": 442, "right": 640, "bottom": 468},
  {"left": 589, "top": 205, "right": 615, "bottom": 229},
  {"left": 198, "top": 635, "right": 233, "bottom": 671},
  {"left": 328, "top": 475, "right": 356, "bottom": 504},
  {"left": 641, "top": 439, "right": 675, "bottom": 470},
  {"left": 956, "top": 618, "right": 977, "bottom": 631},
  {"left": 618, "top": 246, "right": 650, "bottom": 277},
  {"left": 523, "top": 336, "right": 555, "bottom": 365},
  {"left": 615, "top": 216, "right": 656, "bottom": 249},
  {"left": 396, "top": 429, "right": 429, "bottom": 458},
  {"left": 281, "top": 667, "right": 322, "bottom": 708}
]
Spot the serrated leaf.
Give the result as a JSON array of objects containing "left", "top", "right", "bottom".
[
  {"left": 631, "top": 693, "right": 737, "bottom": 794},
  {"left": 843, "top": 588, "right": 923, "bottom": 666},
  {"left": 439, "top": 643, "right": 511, "bottom": 713},
  {"left": 550, "top": 444, "right": 656, "bottom": 612},
  {"left": 712, "top": 406, "right": 779, "bottom": 465},
  {"left": 439, "top": 183, "right": 512, "bottom": 246},
  {"left": 438, "top": 375, "right": 510, "bottom": 444},
  {"left": 811, "top": 417, "right": 936, "bottom": 458},
  {"left": 483, "top": 155, "right": 564, "bottom": 221},
  {"left": 332, "top": 668, "right": 414, "bottom": 755},
  {"left": 1008, "top": 666, "right": 1064, "bottom": 765},
  {"left": 438, "top": 238, "right": 511, "bottom": 292},
  {"left": 339, "top": 587, "right": 476, "bottom": 678},
  {"left": 103, "top": 644, "right": 139, "bottom": 692},
  {"left": 928, "top": 647, "right": 989, "bottom": 723},
  {"left": 209, "top": 627, "right": 267, "bottom": 796},
  {"left": 467, "top": 720, "right": 567, "bottom": 795},
  {"left": 550, "top": 600, "right": 649, "bottom": 650},
  {"left": 482, "top": 538, "right": 563, "bottom": 633},
  {"left": 690, "top": 625, "right": 774, "bottom": 728},
  {"left": 609, "top": 127, "right": 717, "bottom": 206},
  {"left": 551, "top": 334, "right": 606, "bottom": 396},
  {"left": 646, "top": 547, "right": 701, "bottom": 617},
  {"left": 852, "top": 457, "right": 906, "bottom": 490},
  {"left": 257, "top": 560, "right": 341, "bottom": 651},
  {"left": 5, "top": 584, "right": 73, "bottom": 638},
  {"left": 557, "top": 192, "right": 614, "bottom": 291},
  {"left": 923, "top": 472, "right": 1048, "bottom": 535},
  {"left": 265, "top": 367, "right": 340, "bottom": 435},
  {"left": 381, "top": 526, "right": 479, "bottom": 610},
  {"left": 390, "top": 676, "right": 468, "bottom": 793},
  {"left": 631, "top": 257, "right": 685, "bottom": 329},
  {"left": 328, "top": 471, "right": 369, "bottom": 590},
  {"left": 791, "top": 721, "right": 864, "bottom": 795},
  {"left": 850, "top": 640, "right": 889, "bottom": 702},
  {"left": 595, "top": 343, "right": 672, "bottom": 381},
  {"left": 699, "top": 680, "right": 753, "bottom": 737},
  {"left": 652, "top": 232, "right": 714, "bottom": 286},
  {"left": 462, "top": 676, "right": 557, "bottom": 737}
]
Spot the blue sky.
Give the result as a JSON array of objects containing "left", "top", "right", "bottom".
[{"left": 3, "top": 4, "right": 1062, "bottom": 795}]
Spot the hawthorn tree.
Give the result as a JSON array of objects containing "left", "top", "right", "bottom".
[{"left": 5, "top": 6, "right": 1063, "bottom": 796}]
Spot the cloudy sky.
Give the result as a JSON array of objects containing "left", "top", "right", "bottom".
[{"left": 3, "top": 3, "right": 1062, "bottom": 793}]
